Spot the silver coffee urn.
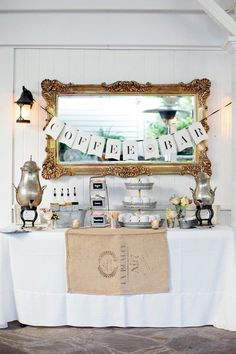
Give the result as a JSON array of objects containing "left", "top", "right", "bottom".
[
  {"left": 190, "top": 172, "right": 216, "bottom": 226},
  {"left": 14, "top": 156, "right": 46, "bottom": 228}
]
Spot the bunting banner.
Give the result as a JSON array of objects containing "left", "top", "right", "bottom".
[
  {"left": 87, "top": 135, "right": 106, "bottom": 158},
  {"left": 173, "top": 128, "right": 193, "bottom": 152},
  {"left": 71, "top": 131, "right": 91, "bottom": 153},
  {"left": 143, "top": 139, "right": 160, "bottom": 160},
  {"left": 44, "top": 117, "right": 65, "bottom": 140},
  {"left": 188, "top": 122, "right": 208, "bottom": 145},
  {"left": 123, "top": 140, "right": 139, "bottom": 161},
  {"left": 45, "top": 118, "right": 209, "bottom": 161},
  {"left": 159, "top": 134, "right": 177, "bottom": 156},
  {"left": 105, "top": 139, "right": 122, "bottom": 160},
  {"left": 58, "top": 125, "right": 77, "bottom": 148}
]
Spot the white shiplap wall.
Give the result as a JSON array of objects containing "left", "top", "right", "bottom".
[{"left": 13, "top": 48, "right": 231, "bottom": 224}]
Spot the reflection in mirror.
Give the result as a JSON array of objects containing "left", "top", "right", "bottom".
[{"left": 57, "top": 95, "right": 195, "bottom": 164}]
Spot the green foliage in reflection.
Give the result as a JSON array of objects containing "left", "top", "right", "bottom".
[
  {"left": 147, "top": 114, "right": 193, "bottom": 138},
  {"left": 146, "top": 95, "right": 194, "bottom": 157},
  {"left": 97, "top": 128, "right": 124, "bottom": 141}
]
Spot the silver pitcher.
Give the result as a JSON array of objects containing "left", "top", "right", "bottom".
[
  {"left": 190, "top": 172, "right": 216, "bottom": 206},
  {"left": 14, "top": 156, "right": 46, "bottom": 208}
]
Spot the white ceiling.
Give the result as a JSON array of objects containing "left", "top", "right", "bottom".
[{"left": 0, "top": 0, "right": 235, "bottom": 47}]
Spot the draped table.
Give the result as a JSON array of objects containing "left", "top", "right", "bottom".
[{"left": 1, "top": 225, "right": 236, "bottom": 330}]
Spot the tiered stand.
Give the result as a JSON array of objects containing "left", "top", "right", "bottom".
[{"left": 120, "top": 181, "right": 156, "bottom": 228}]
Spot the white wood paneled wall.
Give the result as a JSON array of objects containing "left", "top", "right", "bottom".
[
  {"left": 12, "top": 48, "right": 231, "bottom": 223},
  {"left": 0, "top": 48, "right": 14, "bottom": 227}
]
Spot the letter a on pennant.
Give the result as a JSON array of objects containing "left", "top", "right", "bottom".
[
  {"left": 44, "top": 117, "right": 65, "bottom": 140},
  {"left": 173, "top": 128, "right": 193, "bottom": 152}
]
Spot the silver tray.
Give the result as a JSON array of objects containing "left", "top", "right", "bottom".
[
  {"left": 119, "top": 221, "right": 151, "bottom": 229},
  {"left": 122, "top": 201, "right": 157, "bottom": 209},
  {"left": 0, "top": 228, "right": 30, "bottom": 234},
  {"left": 125, "top": 182, "right": 154, "bottom": 190},
  {"left": 179, "top": 219, "right": 198, "bottom": 229}
]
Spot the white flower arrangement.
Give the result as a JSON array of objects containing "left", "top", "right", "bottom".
[{"left": 169, "top": 195, "right": 192, "bottom": 220}]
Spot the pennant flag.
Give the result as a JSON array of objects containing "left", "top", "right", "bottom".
[
  {"left": 122, "top": 140, "right": 138, "bottom": 160},
  {"left": 159, "top": 134, "right": 177, "bottom": 156},
  {"left": 58, "top": 125, "right": 77, "bottom": 148},
  {"left": 72, "top": 131, "right": 91, "bottom": 153},
  {"left": 173, "top": 129, "right": 193, "bottom": 152},
  {"left": 105, "top": 139, "right": 122, "bottom": 160},
  {"left": 188, "top": 122, "right": 208, "bottom": 144},
  {"left": 44, "top": 117, "right": 65, "bottom": 140},
  {"left": 143, "top": 139, "right": 159, "bottom": 160},
  {"left": 48, "top": 117, "right": 208, "bottom": 160},
  {"left": 87, "top": 135, "right": 106, "bottom": 157}
]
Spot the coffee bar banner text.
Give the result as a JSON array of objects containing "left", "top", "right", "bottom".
[{"left": 45, "top": 117, "right": 208, "bottom": 160}]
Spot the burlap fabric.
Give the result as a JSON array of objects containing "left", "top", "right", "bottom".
[{"left": 66, "top": 227, "right": 169, "bottom": 295}]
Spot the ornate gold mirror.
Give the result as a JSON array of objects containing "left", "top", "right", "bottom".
[{"left": 41, "top": 79, "right": 211, "bottom": 179}]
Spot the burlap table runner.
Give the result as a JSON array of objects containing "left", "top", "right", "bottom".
[{"left": 65, "top": 227, "right": 169, "bottom": 295}]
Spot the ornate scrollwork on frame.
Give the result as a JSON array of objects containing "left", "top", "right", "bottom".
[
  {"left": 179, "top": 78, "right": 211, "bottom": 108},
  {"left": 42, "top": 147, "right": 75, "bottom": 180},
  {"left": 101, "top": 81, "right": 152, "bottom": 92},
  {"left": 181, "top": 147, "right": 212, "bottom": 177},
  {"left": 100, "top": 166, "right": 152, "bottom": 178},
  {"left": 41, "top": 78, "right": 212, "bottom": 179}
]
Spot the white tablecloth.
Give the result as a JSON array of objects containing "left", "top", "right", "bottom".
[{"left": 1, "top": 225, "right": 236, "bottom": 330}]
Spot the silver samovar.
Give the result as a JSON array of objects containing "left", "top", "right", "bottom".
[
  {"left": 190, "top": 172, "right": 216, "bottom": 226},
  {"left": 14, "top": 156, "right": 46, "bottom": 227}
]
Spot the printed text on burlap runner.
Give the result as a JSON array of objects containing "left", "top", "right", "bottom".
[{"left": 66, "top": 228, "right": 169, "bottom": 295}]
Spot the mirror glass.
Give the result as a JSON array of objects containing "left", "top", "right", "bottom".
[{"left": 57, "top": 94, "right": 195, "bottom": 164}]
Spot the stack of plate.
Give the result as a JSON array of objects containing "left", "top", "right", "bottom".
[
  {"left": 119, "top": 219, "right": 164, "bottom": 229},
  {"left": 125, "top": 182, "right": 154, "bottom": 190},
  {"left": 122, "top": 201, "right": 157, "bottom": 209}
]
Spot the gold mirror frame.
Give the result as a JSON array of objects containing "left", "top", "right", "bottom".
[{"left": 41, "top": 78, "right": 211, "bottom": 179}]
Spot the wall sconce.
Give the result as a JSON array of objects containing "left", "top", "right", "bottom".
[{"left": 15, "top": 86, "right": 34, "bottom": 123}]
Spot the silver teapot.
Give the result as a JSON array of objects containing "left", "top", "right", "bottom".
[
  {"left": 190, "top": 172, "right": 216, "bottom": 206},
  {"left": 14, "top": 156, "right": 46, "bottom": 208}
]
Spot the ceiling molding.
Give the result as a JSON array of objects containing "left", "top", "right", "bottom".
[
  {"left": 224, "top": 35, "right": 236, "bottom": 51},
  {"left": 0, "top": 0, "right": 202, "bottom": 12},
  {"left": 0, "top": 44, "right": 225, "bottom": 51}
]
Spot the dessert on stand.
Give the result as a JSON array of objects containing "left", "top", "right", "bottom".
[{"left": 119, "top": 178, "right": 162, "bottom": 228}]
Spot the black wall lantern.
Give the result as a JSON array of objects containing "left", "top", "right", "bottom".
[{"left": 15, "top": 86, "right": 34, "bottom": 123}]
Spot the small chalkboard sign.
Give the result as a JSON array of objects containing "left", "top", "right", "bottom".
[
  {"left": 91, "top": 215, "right": 106, "bottom": 226},
  {"left": 92, "top": 182, "right": 105, "bottom": 191},
  {"left": 92, "top": 199, "right": 104, "bottom": 208}
]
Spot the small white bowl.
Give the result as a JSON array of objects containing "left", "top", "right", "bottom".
[
  {"left": 140, "top": 215, "right": 149, "bottom": 222},
  {"left": 131, "top": 215, "right": 140, "bottom": 223}
]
